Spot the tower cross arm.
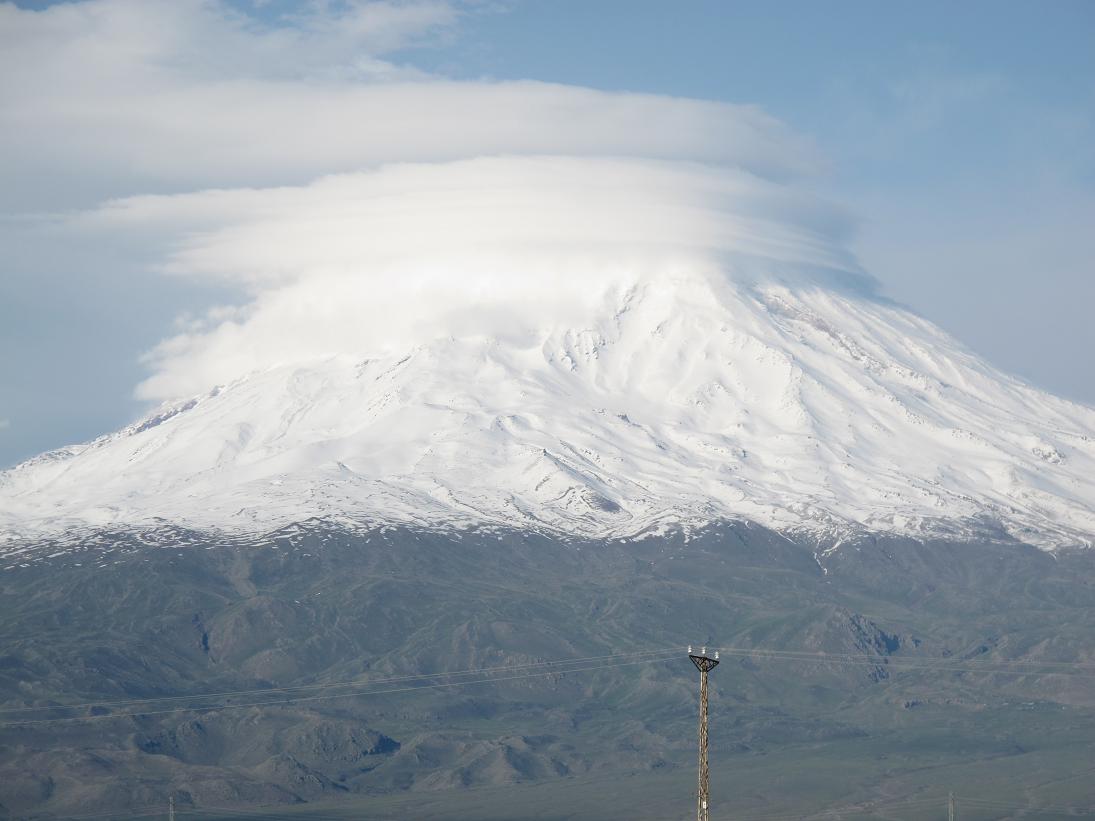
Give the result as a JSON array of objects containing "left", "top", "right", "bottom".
[{"left": 690, "top": 654, "right": 720, "bottom": 673}]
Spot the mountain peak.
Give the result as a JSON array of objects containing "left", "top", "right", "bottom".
[{"left": 3, "top": 272, "right": 1094, "bottom": 552}]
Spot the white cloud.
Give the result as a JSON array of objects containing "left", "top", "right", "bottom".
[
  {"left": 3, "top": 0, "right": 856, "bottom": 404},
  {"left": 0, "top": 418, "right": 9, "bottom": 430},
  {"left": 0, "top": 0, "right": 819, "bottom": 213},
  {"left": 81, "top": 155, "right": 862, "bottom": 400}
]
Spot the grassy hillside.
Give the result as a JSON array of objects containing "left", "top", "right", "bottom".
[{"left": 2, "top": 524, "right": 1094, "bottom": 819}]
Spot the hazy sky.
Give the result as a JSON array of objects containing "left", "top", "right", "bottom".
[{"left": 1, "top": 0, "right": 1093, "bottom": 467}]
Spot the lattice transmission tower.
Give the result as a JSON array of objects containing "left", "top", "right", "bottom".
[{"left": 689, "top": 645, "right": 720, "bottom": 821}]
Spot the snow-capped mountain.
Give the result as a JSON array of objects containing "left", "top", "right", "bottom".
[{"left": 3, "top": 270, "right": 1094, "bottom": 553}]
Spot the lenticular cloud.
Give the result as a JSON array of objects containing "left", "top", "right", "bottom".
[
  {"left": 5, "top": 0, "right": 856, "bottom": 402},
  {"left": 91, "top": 155, "right": 863, "bottom": 400}
]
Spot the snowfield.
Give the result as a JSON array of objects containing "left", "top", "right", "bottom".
[{"left": 3, "top": 270, "right": 1094, "bottom": 553}]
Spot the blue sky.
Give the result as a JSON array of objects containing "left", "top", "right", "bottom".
[
  {"left": 427, "top": 0, "right": 1095, "bottom": 404},
  {"left": 1, "top": 0, "right": 1093, "bottom": 467}
]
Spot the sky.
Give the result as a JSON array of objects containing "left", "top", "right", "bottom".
[{"left": 1, "top": 0, "right": 1093, "bottom": 467}]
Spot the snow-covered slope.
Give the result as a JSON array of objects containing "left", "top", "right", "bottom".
[{"left": 3, "top": 271, "right": 1094, "bottom": 552}]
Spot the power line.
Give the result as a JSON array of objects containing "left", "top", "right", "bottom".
[
  {"left": 713, "top": 645, "right": 1095, "bottom": 668},
  {"left": 0, "top": 646, "right": 681, "bottom": 716},
  {"left": 6, "top": 643, "right": 1095, "bottom": 728},
  {"left": 0, "top": 652, "right": 681, "bottom": 727},
  {"left": 711, "top": 646, "right": 1095, "bottom": 678},
  {"left": 8, "top": 643, "right": 1092, "bottom": 720}
]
